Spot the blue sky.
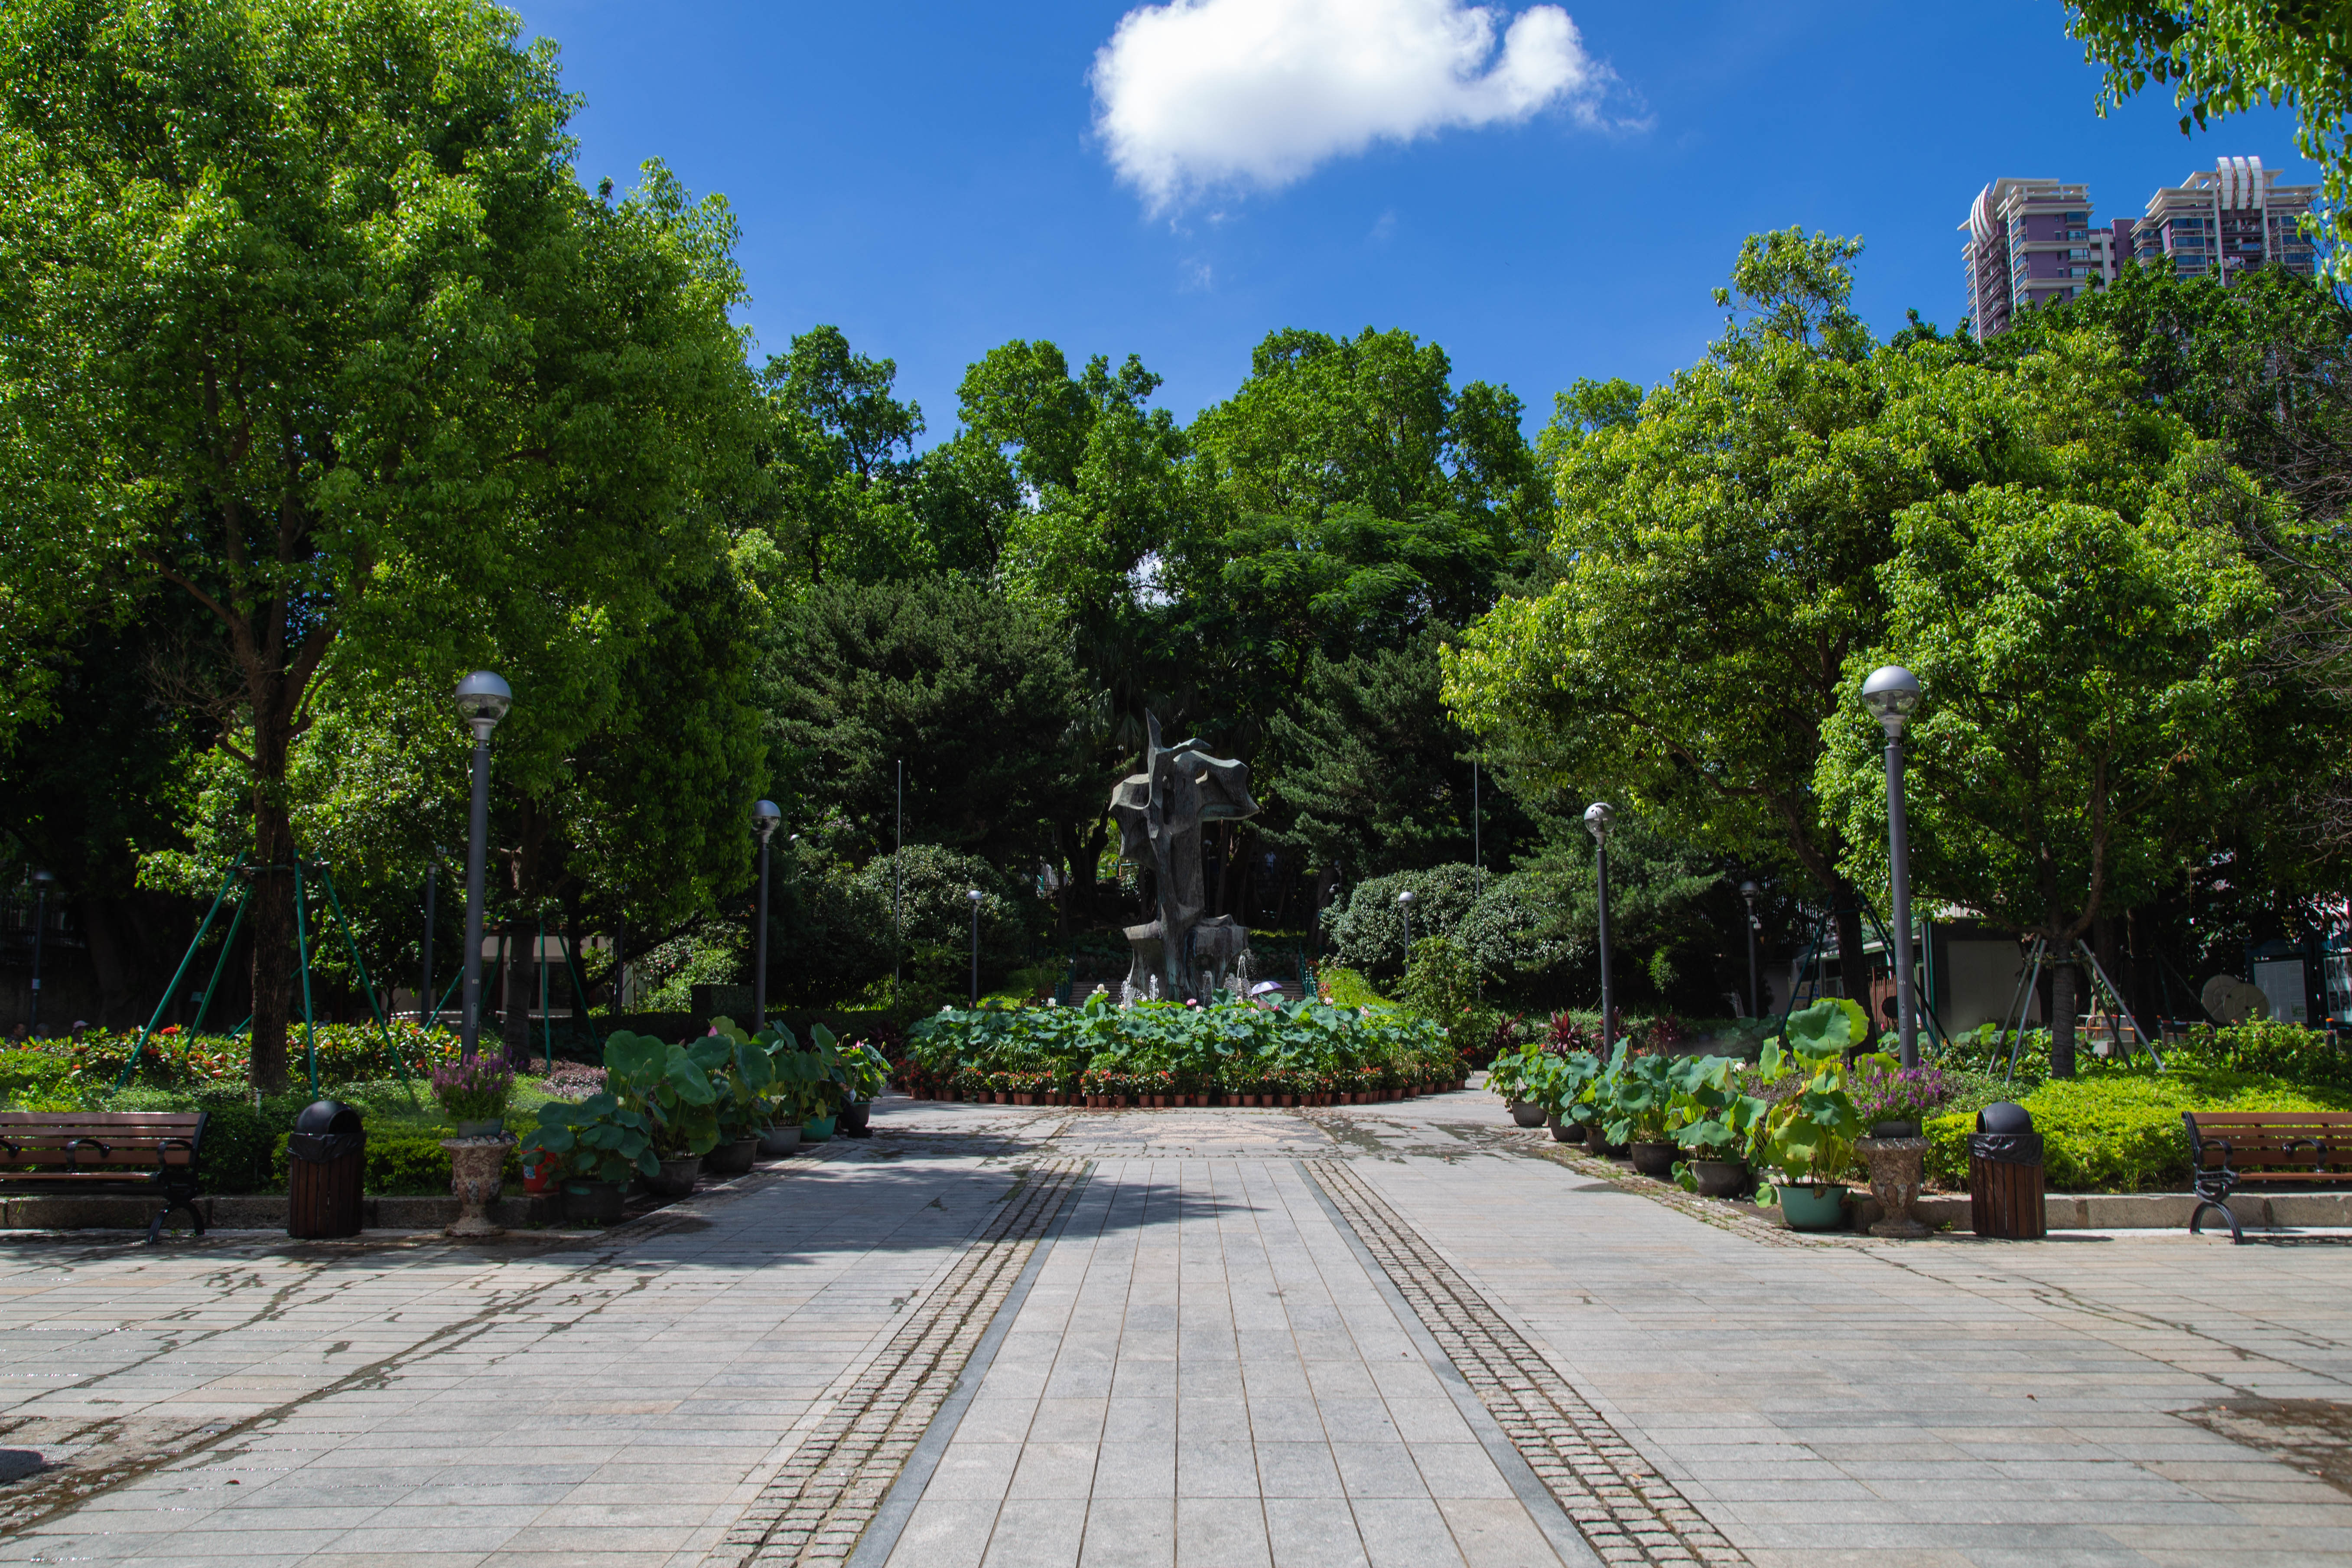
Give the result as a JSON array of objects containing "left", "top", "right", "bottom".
[{"left": 514, "top": 0, "right": 2317, "bottom": 443}]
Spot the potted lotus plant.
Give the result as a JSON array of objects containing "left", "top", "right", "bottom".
[
  {"left": 1527, "top": 1048, "right": 1600, "bottom": 1143},
  {"left": 604, "top": 1031, "right": 724, "bottom": 1195},
  {"left": 1601, "top": 1050, "right": 1681, "bottom": 1176},
  {"left": 1666, "top": 1055, "right": 1769, "bottom": 1197},
  {"left": 1487, "top": 1043, "right": 1546, "bottom": 1127},
  {"left": 1751, "top": 999, "right": 1879, "bottom": 1230}
]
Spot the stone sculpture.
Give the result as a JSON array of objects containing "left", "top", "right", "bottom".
[{"left": 1109, "top": 714, "right": 1259, "bottom": 1002}]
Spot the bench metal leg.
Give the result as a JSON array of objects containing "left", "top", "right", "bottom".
[
  {"left": 146, "top": 1193, "right": 206, "bottom": 1245},
  {"left": 2188, "top": 1196, "right": 2244, "bottom": 1244}
]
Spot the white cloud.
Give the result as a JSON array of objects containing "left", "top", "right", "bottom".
[{"left": 1091, "top": 0, "right": 1608, "bottom": 211}]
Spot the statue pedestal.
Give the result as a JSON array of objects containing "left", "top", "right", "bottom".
[{"left": 1122, "top": 916, "right": 1252, "bottom": 1005}]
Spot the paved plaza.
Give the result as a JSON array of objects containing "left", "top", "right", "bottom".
[{"left": 2, "top": 1092, "right": 2351, "bottom": 1566}]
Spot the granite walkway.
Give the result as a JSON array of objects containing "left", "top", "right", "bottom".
[{"left": 0, "top": 1090, "right": 2350, "bottom": 1566}]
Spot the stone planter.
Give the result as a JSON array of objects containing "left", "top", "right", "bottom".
[
  {"left": 703, "top": 1136, "right": 759, "bottom": 1176},
  {"left": 647, "top": 1154, "right": 701, "bottom": 1198},
  {"left": 1855, "top": 1136, "right": 1932, "bottom": 1238},
  {"left": 1510, "top": 1102, "right": 1547, "bottom": 1127},
  {"left": 1630, "top": 1140, "right": 1679, "bottom": 1178},
  {"left": 758, "top": 1124, "right": 802, "bottom": 1157},
  {"left": 440, "top": 1135, "right": 512, "bottom": 1238},
  {"left": 1690, "top": 1159, "right": 1750, "bottom": 1198}
]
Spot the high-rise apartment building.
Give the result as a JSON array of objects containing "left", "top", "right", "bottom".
[{"left": 1961, "top": 157, "right": 2320, "bottom": 336}]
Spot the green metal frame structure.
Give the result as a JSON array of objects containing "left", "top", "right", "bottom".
[{"left": 114, "top": 854, "right": 421, "bottom": 1102}]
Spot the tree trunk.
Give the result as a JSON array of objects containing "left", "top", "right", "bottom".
[
  {"left": 1832, "top": 897, "right": 1866, "bottom": 1015},
  {"left": 247, "top": 788, "right": 296, "bottom": 1095},
  {"left": 75, "top": 897, "right": 140, "bottom": 1030},
  {"left": 2050, "top": 959, "right": 2080, "bottom": 1078},
  {"left": 502, "top": 920, "right": 531, "bottom": 1060}
]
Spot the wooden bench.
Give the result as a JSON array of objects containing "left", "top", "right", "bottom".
[
  {"left": 2182, "top": 1110, "right": 2352, "bottom": 1243},
  {"left": 0, "top": 1111, "right": 208, "bottom": 1243}
]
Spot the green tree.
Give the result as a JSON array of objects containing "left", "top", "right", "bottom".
[
  {"left": 765, "top": 578, "right": 1087, "bottom": 871},
  {"left": 1260, "top": 632, "right": 1525, "bottom": 879},
  {"left": 2063, "top": 0, "right": 2352, "bottom": 283},
  {"left": 1445, "top": 231, "right": 2192, "bottom": 982},
  {"left": 960, "top": 341, "right": 1194, "bottom": 916},
  {"left": 1819, "top": 470, "right": 2277, "bottom": 1076},
  {"left": 1180, "top": 326, "right": 1549, "bottom": 706},
  {"left": 0, "top": 0, "right": 765, "bottom": 1087}
]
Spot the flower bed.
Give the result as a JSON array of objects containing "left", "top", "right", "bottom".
[
  {"left": 903, "top": 993, "right": 1461, "bottom": 1106},
  {"left": 8, "top": 1021, "right": 468, "bottom": 1091}
]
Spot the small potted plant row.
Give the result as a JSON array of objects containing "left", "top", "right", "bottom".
[
  {"left": 1500, "top": 999, "right": 1880, "bottom": 1231},
  {"left": 518, "top": 1019, "right": 891, "bottom": 1223}
]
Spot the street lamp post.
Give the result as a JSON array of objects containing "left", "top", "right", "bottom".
[
  {"left": 1397, "top": 889, "right": 1415, "bottom": 974},
  {"left": 966, "top": 888, "right": 984, "bottom": 1006},
  {"left": 27, "top": 869, "right": 54, "bottom": 1038},
  {"left": 452, "top": 671, "right": 512, "bottom": 1064},
  {"left": 1585, "top": 804, "right": 1615, "bottom": 1057},
  {"left": 1862, "top": 665, "right": 1924, "bottom": 1071},
  {"left": 1738, "top": 880, "right": 1763, "bottom": 1021},
  {"left": 752, "top": 801, "right": 782, "bottom": 1028}
]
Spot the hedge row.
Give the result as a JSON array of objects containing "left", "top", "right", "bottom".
[{"left": 1925, "top": 1070, "right": 2352, "bottom": 1193}]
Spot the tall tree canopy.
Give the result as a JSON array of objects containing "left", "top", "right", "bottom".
[
  {"left": 1444, "top": 230, "right": 2200, "bottom": 977},
  {"left": 1820, "top": 468, "right": 2277, "bottom": 1074},
  {"left": 0, "top": 0, "right": 767, "bottom": 1085}
]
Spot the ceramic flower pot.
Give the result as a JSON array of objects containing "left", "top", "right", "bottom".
[
  {"left": 1550, "top": 1120, "right": 1585, "bottom": 1144},
  {"left": 647, "top": 1154, "right": 701, "bottom": 1198},
  {"left": 1509, "top": 1102, "right": 1547, "bottom": 1127},
  {"left": 1776, "top": 1182, "right": 1850, "bottom": 1231},
  {"left": 1691, "top": 1159, "right": 1750, "bottom": 1198},
  {"left": 757, "top": 1124, "right": 802, "bottom": 1157},
  {"left": 453, "top": 1119, "right": 505, "bottom": 1140},
  {"left": 802, "top": 1114, "right": 837, "bottom": 1143},
  {"left": 1630, "top": 1141, "right": 1679, "bottom": 1178},
  {"left": 702, "top": 1136, "right": 759, "bottom": 1175}
]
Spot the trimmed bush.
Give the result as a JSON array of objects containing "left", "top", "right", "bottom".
[
  {"left": 1924, "top": 1070, "right": 2352, "bottom": 1193},
  {"left": 272, "top": 1131, "right": 523, "bottom": 1195}
]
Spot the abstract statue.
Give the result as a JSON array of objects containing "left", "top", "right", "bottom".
[{"left": 1108, "top": 714, "right": 1259, "bottom": 1002}]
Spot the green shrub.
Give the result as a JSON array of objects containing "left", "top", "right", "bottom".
[
  {"left": 192, "top": 1092, "right": 310, "bottom": 1193},
  {"left": 1924, "top": 1070, "right": 2352, "bottom": 1192},
  {"left": 0, "top": 1049, "right": 73, "bottom": 1105},
  {"left": 271, "top": 1130, "right": 523, "bottom": 1195},
  {"left": 1318, "top": 967, "right": 1390, "bottom": 1010},
  {"left": 2165, "top": 1021, "right": 2352, "bottom": 1088}
]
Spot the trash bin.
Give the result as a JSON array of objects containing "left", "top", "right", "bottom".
[
  {"left": 1969, "top": 1102, "right": 2046, "bottom": 1239},
  {"left": 287, "top": 1100, "right": 365, "bottom": 1239}
]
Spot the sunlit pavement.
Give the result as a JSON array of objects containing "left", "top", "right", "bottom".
[{"left": 3, "top": 1089, "right": 2350, "bottom": 1565}]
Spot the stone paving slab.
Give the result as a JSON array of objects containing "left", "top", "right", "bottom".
[
  {"left": 1321, "top": 1094, "right": 2352, "bottom": 1566},
  {"left": 871, "top": 1155, "right": 1589, "bottom": 1568},
  {"left": 4, "top": 1088, "right": 2352, "bottom": 1566},
  {"left": 0, "top": 1131, "right": 1051, "bottom": 1566}
]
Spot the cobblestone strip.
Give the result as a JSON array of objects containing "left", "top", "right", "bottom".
[
  {"left": 1309, "top": 1161, "right": 1748, "bottom": 1568},
  {"left": 707, "top": 1158, "right": 1087, "bottom": 1568}
]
